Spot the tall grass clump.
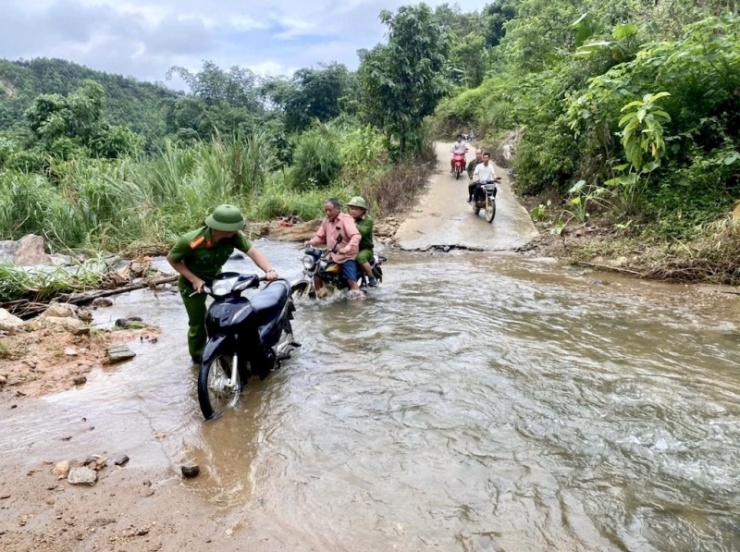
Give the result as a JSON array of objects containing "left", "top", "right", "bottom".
[{"left": 290, "top": 125, "right": 342, "bottom": 189}]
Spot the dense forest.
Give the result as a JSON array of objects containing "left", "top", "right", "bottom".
[{"left": 0, "top": 0, "right": 738, "bottom": 282}]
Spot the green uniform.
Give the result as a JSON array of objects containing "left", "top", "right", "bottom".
[
  {"left": 355, "top": 215, "right": 374, "bottom": 264},
  {"left": 169, "top": 227, "right": 252, "bottom": 360},
  {"left": 467, "top": 159, "right": 479, "bottom": 180}
]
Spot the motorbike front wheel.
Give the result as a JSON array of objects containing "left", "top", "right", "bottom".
[
  {"left": 485, "top": 196, "right": 496, "bottom": 223},
  {"left": 455, "top": 166, "right": 461, "bottom": 180},
  {"left": 198, "top": 353, "right": 241, "bottom": 420}
]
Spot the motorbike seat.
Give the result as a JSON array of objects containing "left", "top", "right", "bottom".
[{"left": 251, "top": 280, "right": 290, "bottom": 325}]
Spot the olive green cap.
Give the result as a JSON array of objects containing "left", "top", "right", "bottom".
[
  {"left": 347, "top": 196, "right": 368, "bottom": 210},
  {"left": 205, "top": 204, "right": 245, "bottom": 232}
]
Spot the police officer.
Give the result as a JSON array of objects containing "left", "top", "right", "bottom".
[{"left": 167, "top": 204, "right": 279, "bottom": 364}]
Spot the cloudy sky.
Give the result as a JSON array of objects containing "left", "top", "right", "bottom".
[{"left": 0, "top": 0, "right": 483, "bottom": 88}]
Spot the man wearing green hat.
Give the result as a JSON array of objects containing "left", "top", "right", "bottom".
[
  {"left": 347, "top": 196, "right": 377, "bottom": 287},
  {"left": 167, "top": 204, "right": 279, "bottom": 364}
]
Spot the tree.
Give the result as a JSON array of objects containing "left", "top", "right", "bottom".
[
  {"left": 261, "top": 64, "right": 350, "bottom": 133},
  {"left": 23, "top": 80, "right": 142, "bottom": 159},
  {"left": 358, "top": 4, "right": 449, "bottom": 157}
]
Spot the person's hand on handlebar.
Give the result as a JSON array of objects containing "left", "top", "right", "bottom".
[
  {"left": 264, "top": 269, "right": 279, "bottom": 281},
  {"left": 190, "top": 277, "right": 206, "bottom": 294}
]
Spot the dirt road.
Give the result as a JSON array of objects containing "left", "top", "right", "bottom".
[{"left": 394, "top": 142, "right": 538, "bottom": 251}]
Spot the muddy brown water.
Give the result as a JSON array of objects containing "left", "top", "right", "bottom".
[{"left": 1, "top": 240, "right": 739, "bottom": 551}]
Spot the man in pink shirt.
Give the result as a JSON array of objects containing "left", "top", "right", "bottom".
[{"left": 304, "top": 198, "right": 362, "bottom": 293}]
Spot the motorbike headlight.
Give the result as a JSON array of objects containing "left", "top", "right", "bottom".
[{"left": 302, "top": 255, "right": 316, "bottom": 271}]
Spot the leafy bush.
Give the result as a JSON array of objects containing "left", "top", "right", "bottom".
[{"left": 290, "top": 125, "right": 342, "bottom": 189}]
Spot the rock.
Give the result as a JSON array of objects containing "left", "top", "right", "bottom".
[
  {"left": 106, "top": 345, "right": 136, "bottom": 363},
  {"left": 44, "top": 317, "right": 90, "bottom": 335},
  {"left": 67, "top": 467, "right": 97, "bottom": 485},
  {"left": 181, "top": 464, "right": 200, "bottom": 478},
  {"left": 91, "top": 298, "right": 113, "bottom": 308},
  {"left": 0, "top": 375, "right": 7, "bottom": 385},
  {"left": 0, "top": 309, "right": 24, "bottom": 332},
  {"left": 73, "top": 376, "right": 87, "bottom": 386},
  {"left": 13, "top": 234, "right": 50, "bottom": 266},
  {"left": 114, "top": 318, "right": 146, "bottom": 329},
  {"left": 41, "top": 303, "right": 77, "bottom": 319},
  {"left": 113, "top": 454, "right": 129, "bottom": 466},
  {"left": 65, "top": 347, "right": 79, "bottom": 356},
  {"left": 51, "top": 460, "right": 71, "bottom": 480},
  {"left": 84, "top": 455, "right": 107, "bottom": 471},
  {"left": 76, "top": 309, "right": 93, "bottom": 322}
]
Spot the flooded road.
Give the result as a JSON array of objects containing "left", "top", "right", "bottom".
[{"left": 1, "top": 241, "right": 739, "bottom": 551}]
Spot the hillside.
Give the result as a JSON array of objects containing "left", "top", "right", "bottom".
[{"left": 0, "top": 58, "right": 181, "bottom": 141}]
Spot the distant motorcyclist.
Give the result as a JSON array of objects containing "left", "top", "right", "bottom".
[
  {"left": 466, "top": 149, "right": 483, "bottom": 201},
  {"left": 347, "top": 196, "right": 377, "bottom": 287},
  {"left": 469, "top": 152, "right": 497, "bottom": 204},
  {"left": 304, "top": 198, "right": 361, "bottom": 294},
  {"left": 451, "top": 134, "right": 468, "bottom": 173}
]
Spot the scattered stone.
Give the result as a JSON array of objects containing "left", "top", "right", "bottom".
[
  {"left": 43, "top": 316, "right": 90, "bottom": 335},
  {"left": 22, "top": 359, "right": 37, "bottom": 369},
  {"left": 0, "top": 308, "right": 24, "bottom": 332},
  {"left": 114, "top": 317, "right": 146, "bottom": 329},
  {"left": 181, "top": 464, "right": 200, "bottom": 478},
  {"left": 13, "top": 234, "right": 50, "bottom": 265},
  {"left": 76, "top": 309, "right": 93, "bottom": 322},
  {"left": 1, "top": 493, "right": 10, "bottom": 499},
  {"left": 84, "top": 455, "right": 107, "bottom": 471},
  {"left": 73, "top": 376, "right": 87, "bottom": 386},
  {"left": 91, "top": 298, "right": 113, "bottom": 308},
  {"left": 41, "top": 303, "right": 77, "bottom": 319},
  {"left": 106, "top": 345, "right": 136, "bottom": 363},
  {"left": 65, "top": 347, "right": 79, "bottom": 356},
  {"left": 52, "top": 460, "right": 71, "bottom": 479},
  {"left": 113, "top": 454, "right": 129, "bottom": 467},
  {"left": 67, "top": 467, "right": 97, "bottom": 485},
  {"left": 0, "top": 375, "right": 7, "bottom": 385}
]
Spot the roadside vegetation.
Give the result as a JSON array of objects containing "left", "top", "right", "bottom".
[
  {"left": 429, "top": 0, "right": 739, "bottom": 283},
  {"left": 1, "top": 1, "right": 738, "bottom": 287}
]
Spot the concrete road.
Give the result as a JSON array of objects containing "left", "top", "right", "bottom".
[{"left": 394, "top": 142, "right": 538, "bottom": 251}]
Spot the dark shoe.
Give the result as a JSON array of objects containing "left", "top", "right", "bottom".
[{"left": 368, "top": 277, "right": 378, "bottom": 287}]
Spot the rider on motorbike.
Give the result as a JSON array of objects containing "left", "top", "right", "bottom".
[
  {"left": 451, "top": 134, "right": 468, "bottom": 173},
  {"left": 167, "top": 204, "right": 280, "bottom": 364},
  {"left": 347, "top": 196, "right": 377, "bottom": 287},
  {"left": 469, "top": 152, "right": 497, "bottom": 203},
  {"left": 466, "top": 149, "right": 483, "bottom": 201},
  {"left": 304, "top": 198, "right": 361, "bottom": 294}
]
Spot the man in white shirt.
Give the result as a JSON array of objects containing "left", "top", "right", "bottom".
[{"left": 469, "top": 152, "right": 497, "bottom": 203}]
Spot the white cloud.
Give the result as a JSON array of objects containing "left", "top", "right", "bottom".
[{"left": 0, "top": 0, "right": 487, "bottom": 86}]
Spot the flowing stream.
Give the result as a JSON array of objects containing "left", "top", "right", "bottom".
[{"left": 1, "top": 240, "right": 738, "bottom": 551}]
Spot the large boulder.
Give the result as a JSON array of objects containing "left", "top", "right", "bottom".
[
  {"left": 41, "top": 303, "right": 78, "bottom": 319},
  {"left": 0, "top": 308, "right": 24, "bottom": 332},
  {"left": 12, "top": 235, "right": 50, "bottom": 266}
]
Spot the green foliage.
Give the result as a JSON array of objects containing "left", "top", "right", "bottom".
[
  {"left": 262, "top": 64, "right": 350, "bottom": 133},
  {"left": 0, "top": 261, "right": 106, "bottom": 303},
  {"left": 358, "top": 4, "right": 449, "bottom": 157},
  {"left": 290, "top": 125, "right": 342, "bottom": 189}
]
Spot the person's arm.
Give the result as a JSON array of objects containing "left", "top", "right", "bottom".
[
  {"left": 246, "top": 247, "right": 279, "bottom": 280},
  {"left": 340, "top": 218, "right": 361, "bottom": 256},
  {"left": 304, "top": 221, "right": 326, "bottom": 247},
  {"left": 167, "top": 254, "right": 207, "bottom": 292}
]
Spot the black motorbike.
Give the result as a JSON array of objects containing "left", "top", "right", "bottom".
[
  {"left": 197, "top": 272, "right": 299, "bottom": 420},
  {"left": 291, "top": 246, "right": 386, "bottom": 298},
  {"left": 471, "top": 177, "right": 501, "bottom": 223}
]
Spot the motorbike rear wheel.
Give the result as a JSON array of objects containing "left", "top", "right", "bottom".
[
  {"left": 485, "top": 196, "right": 496, "bottom": 223},
  {"left": 198, "top": 353, "right": 241, "bottom": 420}
]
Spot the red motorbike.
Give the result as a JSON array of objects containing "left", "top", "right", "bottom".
[{"left": 452, "top": 153, "right": 466, "bottom": 180}]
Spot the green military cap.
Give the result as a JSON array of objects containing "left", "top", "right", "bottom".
[
  {"left": 205, "top": 204, "right": 245, "bottom": 232},
  {"left": 347, "top": 196, "right": 368, "bottom": 210}
]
